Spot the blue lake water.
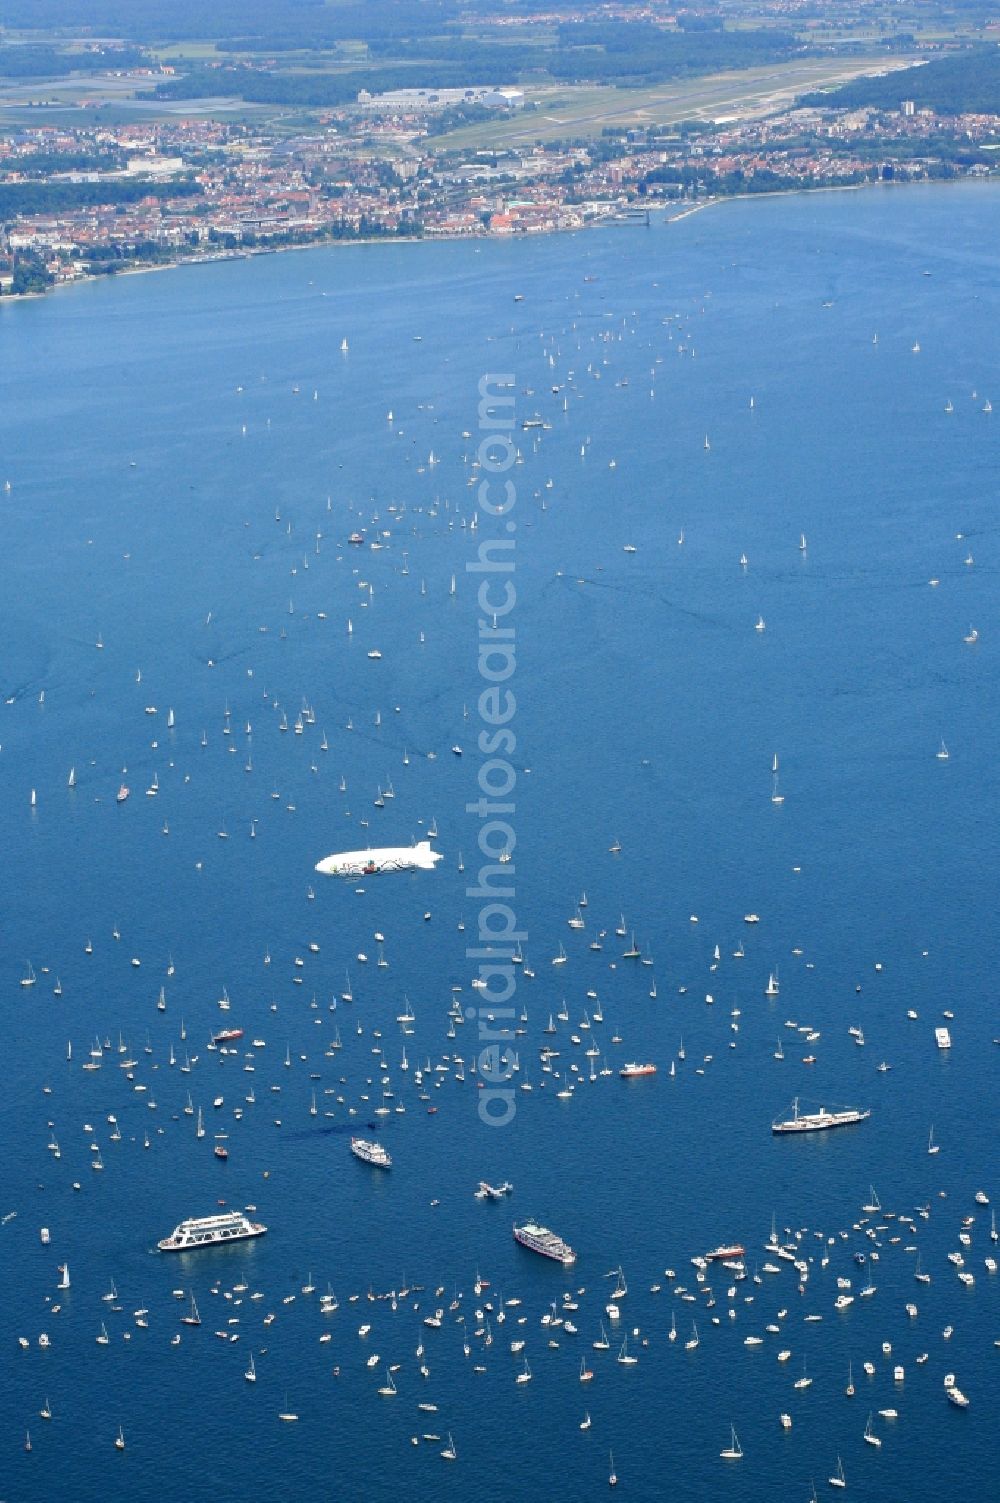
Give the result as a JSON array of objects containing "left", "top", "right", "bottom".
[{"left": 1, "top": 181, "right": 997, "bottom": 1502}]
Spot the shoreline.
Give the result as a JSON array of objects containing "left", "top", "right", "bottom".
[{"left": 1, "top": 175, "right": 994, "bottom": 305}]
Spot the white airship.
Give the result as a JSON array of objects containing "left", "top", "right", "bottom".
[{"left": 314, "top": 840, "right": 443, "bottom": 877}]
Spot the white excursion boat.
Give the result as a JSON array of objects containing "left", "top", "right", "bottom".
[
  {"left": 157, "top": 1211, "right": 266, "bottom": 1252},
  {"left": 351, "top": 1137, "right": 392, "bottom": 1168},
  {"left": 513, "top": 1221, "right": 576, "bottom": 1265},
  {"left": 771, "top": 1098, "right": 870, "bottom": 1134}
]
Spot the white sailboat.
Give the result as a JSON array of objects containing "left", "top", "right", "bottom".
[{"left": 720, "top": 1425, "right": 742, "bottom": 1459}]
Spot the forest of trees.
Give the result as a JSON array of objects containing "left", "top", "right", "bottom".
[
  {"left": 5, "top": 248, "right": 52, "bottom": 294},
  {"left": 0, "top": 149, "right": 124, "bottom": 175},
  {"left": 0, "top": 44, "right": 150, "bottom": 77},
  {"left": 0, "top": 1, "right": 460, "bottom": 45},
  {"left": 0, "top": 177, "right": 201, "bottom": 219},
  {"left": 800, "top": 44, "right": 1000, "bottom": 115},
  {"left": 152, "top": 22, "right": 800, "bottom": 106}
]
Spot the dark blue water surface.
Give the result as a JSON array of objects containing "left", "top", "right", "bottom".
[{"left": 1, "top": 182, "right": 997, "bottom": 1503}]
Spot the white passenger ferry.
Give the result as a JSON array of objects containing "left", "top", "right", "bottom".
[
  {"left": 157, "top": 1210, "right": 266, "bottom": 1252},
  {"left": 771, "top": 1097, "right": 870, "bottom": 1134},
  {"left": 351, "top": 1137, "right": 392, "bottom": 1168}
]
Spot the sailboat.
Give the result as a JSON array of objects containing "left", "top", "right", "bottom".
[
  {"left": 829, "top": 1456, "right": 847, "bottom": 1489},
  {"left": 441, "top": 1432, "right": 457, "bottom": 1461},
  {"left": 936, "top": 739, "right": 949, "bottom": 761},
  {"left": 609, "top": 1451, "right": 618, "bottom": 1487},
  {"left": 720, "top": 1425, "right": 743, "bottom": 1459},
  {"left": 863, "top": 1412, "right": 881, "bottom": 1447},
  {"left": 180, "top": 1294, "right": 201, "bottom": 1326},
  {"left": 115, "top": 1425, "right": 126, "bottom": 1451},
  {"left": 862, "top": 1185, "right": 881, "bottom": 1213},
  {"left": 68, "top": 767, "right": 76, "bottom": 788},
  {"left": 928, "top": 1124, "right": 940, "bottom": 1155}
]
